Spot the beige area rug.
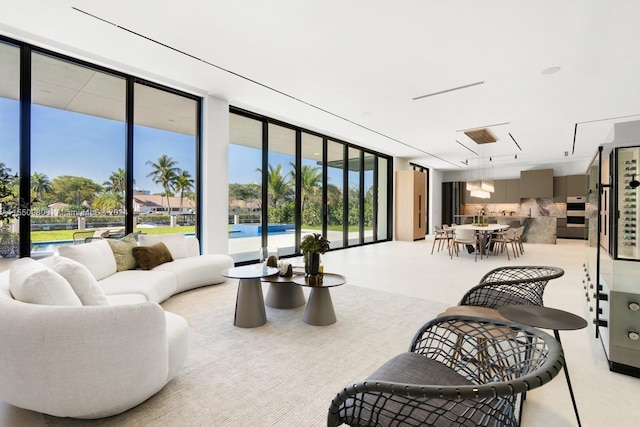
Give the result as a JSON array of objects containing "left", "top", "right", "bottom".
[{"left": 44, "top": 281, "right": 449, "bottom": 427}]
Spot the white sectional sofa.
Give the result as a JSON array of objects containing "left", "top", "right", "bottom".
[
  {"left": 58, "top": 234, "right": 235, "bottom": 303},
  {"left": 0, "top": 234, "right": 234, "bottom": 419}
]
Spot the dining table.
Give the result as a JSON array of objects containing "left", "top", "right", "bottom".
[{"left": 453, "top": 223, "right": 510, "bottom": 257}]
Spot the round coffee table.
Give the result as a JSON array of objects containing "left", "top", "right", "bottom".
[
  {"left": 262, "top": 274, "right": 306, "bottom": 309},
  {"left": 292, "top": 273, "right": 346, "bottom": 326},
  {"left": 222, "top": 265, "right": 278, "bottom": 328},
  {"left": 498, "top": 304, "right": 587, "bottom": 427}
]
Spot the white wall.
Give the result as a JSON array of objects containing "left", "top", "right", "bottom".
[
  {"left": 429, "top": 169, "right": 443, "bottom": 232},
  {"left": 201, "top": 96, "right": 230, "bottom": 255}
]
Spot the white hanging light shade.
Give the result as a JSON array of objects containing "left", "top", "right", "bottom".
[
  {"left": 466, "top": 181, "right": 480, "bottom": 191},
  {"left": 470, "top": 188, "right": 491, "bottom": 198},
  {"left": 481, "top": 180, "right": 495, "bottom": 192}
]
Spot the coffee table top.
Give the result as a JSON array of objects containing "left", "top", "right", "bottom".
[
  {"left": 498, "top": 305, "right": 588, "bottom": 331},
  {"left": 261, "top": 273, "right": 302, "bottom": 283},
  {"left": 292, "top": 273, "right": 347, "bottom": 288},
  {"left": 222, "top": 265, "right": 278, "bottom": 279}
]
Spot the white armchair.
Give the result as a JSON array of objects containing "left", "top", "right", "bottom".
[{"left": 0, "top": 277, "right": 189, "bottom": 419}]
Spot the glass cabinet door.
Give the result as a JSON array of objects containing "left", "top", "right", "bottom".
[{"left": 617, "top": 146, "right": 640, "bottom": 260}]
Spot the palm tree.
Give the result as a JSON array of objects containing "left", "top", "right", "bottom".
[
  {"left": 103, "top": 168, "right": 127, "bottom": 195},
  {"left": 257, "top": 164, "right": 292, "bottom": 208},
  {"left": 31, "top": 172, "right": 52, "bottom": 202},
  {"left": 290, "top": 163, "right": 322, "bottom": 213},
  {"left": 146, "top": 155, "right": 180, "bottom": 212},
  {"left": 93, "top": 191, "right": 124, "bottom": 211},
  {"left": 174, "top": 170, "right": 194, "bottom": 211}
]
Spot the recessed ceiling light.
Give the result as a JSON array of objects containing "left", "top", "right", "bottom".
[{"left": 541, "top": 66, "right": 561, "bottom": 75}]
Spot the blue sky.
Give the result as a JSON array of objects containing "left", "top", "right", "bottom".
[
  {"left": 229, "top": 144, "right": 371, "bottom": 190},
  {"left": 1, "top": 97, "right": 372, "bottom": 193},
  {"left": 0, "top": 98, "right": 195, "bottom": 194}
]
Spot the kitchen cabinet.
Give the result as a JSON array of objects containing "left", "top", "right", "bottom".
[
  {"left": 505, "top": 179, "right": 520, "bottom": 202},
  {"left": 567, "top": 174, "right": 587, "bottom": 197},
  {"left": 489, "top": 180, "right": 506, "bottom": 203},
  {"left": 394, "top": 170, "right": 426, "bottom": 241},
  {"left": 520, "top": 169, "right": 553, "bottom": 198},
  {"left": 553, "top": 176, "right": 567, "bottom": 202},
  {"left": 556, "top": 217, "right": 567, "bottom": 238}
]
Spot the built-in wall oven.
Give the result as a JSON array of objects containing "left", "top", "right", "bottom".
[{"left": 567, "top": 196, "right": 586, "bottom": 227}]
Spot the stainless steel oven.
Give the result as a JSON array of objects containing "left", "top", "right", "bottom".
[{"left": 567, "top": 196, "right": 586, "bottom": 227}]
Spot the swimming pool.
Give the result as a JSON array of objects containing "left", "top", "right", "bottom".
[{"left": 229, "top": 224, "right": 295, "bottom": 238}]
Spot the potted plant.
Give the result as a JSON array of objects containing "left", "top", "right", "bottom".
[{"left": 300, "top": 233, "right": 330, "bottom": 276}]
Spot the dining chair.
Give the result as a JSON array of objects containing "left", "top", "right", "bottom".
[
  {"left": 430, "top": 226, "right": 450, "bottom": 254},
  {"left": 450, "top": 228, "right": 480, "bottom": 262},
  {"left": 492, "top": 228, "right": 518, "bottom": 260},
  {"left": 514, "top": 226, "right": 525, "bottom": 255}
]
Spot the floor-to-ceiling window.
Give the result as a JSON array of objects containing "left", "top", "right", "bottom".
[
  {"left": 326, "top": 140, "right": 346, "bottom": 249},
  {"left": 227, "top": 108, "right": 393, "bottom": 263},
  {"left": 300, "top": 132, "right": 324, "bottom": 243},
  {"left": 347, "top": 147, "right": 361, "bottom": 245},
  {"left": 377, "top": 157, "right": 389, "bottom": 240},
  {"left": 0, "top": 41, "right": 20, "bottom": 258},
  {"left": 30, "top": 53, "right": 126, "bottom": 250},
  {"left": 1, "top": 37, "right": 201, "bottom": 256},
  {"left": 228, "top": 112, "right": 263, "bottom": 262},
  {"left": 363, "top": 153, "right": 375, "bottom": 243},
  {"left": 266, "top": 123, "right": 296, "bottom": 256},
  {"left": 133, "top": 83, "right": 198, "bottom": 234}
]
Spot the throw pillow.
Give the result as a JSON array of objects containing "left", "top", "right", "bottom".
[
  {"left": 51, "top": 256, "right": 108, "bottom": 306},
  {"left": 138, "top": 233, "right": 188, "bottom": 259},
  {"left": 58, "top": 239, "right": 118, "bottom": 281},
  {"left": 107, "top": 233, "right": 139, "bottom": 271},
  {"left": 9, "top": 258, "right": 82, "bottom": 306},
  {"left": 132, "top": 242, "right": 174, "bottom": 270}
]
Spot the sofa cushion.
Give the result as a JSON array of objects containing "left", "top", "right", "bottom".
[
  {"left": 133, "top": 242, "right": 174, "bottom": 270},
  {"left": 138, "top": 233, "right": 188, "bottom": 259},
  {"left": 153, "top": 253, "right": 234, "bottom": 293},
  {"left": 58, "top": 240, "right": 118, "bottom": 281},
  {"left": 106, "top": 233, "right": 139, "bottom": 271},
  {"left": 105, "top": 293, "right": 148, "bottom": 305},
  {"left": 9, "top": 258, "right": 82, "bottom": 306},
  {"left": 98, "top": 270, "right": 178, "bottom": 303},
  {"left": 50, "top": 256, "right": 108, "bottom": 306}
]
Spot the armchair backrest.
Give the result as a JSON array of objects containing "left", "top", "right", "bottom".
[
  {"left": 328, "top": 315, "right": 564, "bottom": 427},
  {"left": 458, "top": 265, "right": 564, "bottom": 308}
]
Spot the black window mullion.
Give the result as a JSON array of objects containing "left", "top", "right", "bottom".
[
  {"left": 18, "top": 45, "right": 31, "bottom": 258},
  {"left": 342, "top": 144, "right": 348, "bottom": 245},
  {"left": 322, "top": 137, "right": 328, "bottom": 239},
  {"left": 359, "top": 151, "right": 365, "bottom": 244},
  {"left": 295, "top": 130, "right": 302, "bottom": 253},
  {"left": 194, "top": 98, "right": 203, "bottom": 245},
  {"left": 261, "top": 121, "right": 269, "bottom": 249},
  {"left": 373, "top": 154, "right": 379, "bottom": 241},
  {"left": 125, "top": 79, "right": 134, "bottom": 234}
]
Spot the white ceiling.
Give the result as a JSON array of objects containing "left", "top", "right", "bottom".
[{"left": 2, "top": 0, "right": 640, "bottom": 176}]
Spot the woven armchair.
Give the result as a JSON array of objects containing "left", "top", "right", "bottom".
[
  {"left": 458, "top": 266, "right": 565, "bottom": 309},
  {"left": 327, "top": 315, "right": 564, "bottom": 427}
]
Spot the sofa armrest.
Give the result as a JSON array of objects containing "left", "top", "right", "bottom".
[{"left": 0, "top": 300, "right": 170, "bottom": 419}]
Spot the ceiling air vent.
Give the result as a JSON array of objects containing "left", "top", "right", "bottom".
[{"left": 464, "top": 128, "right": 497, "bottom": 144}]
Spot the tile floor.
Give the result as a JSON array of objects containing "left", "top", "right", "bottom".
[{"left": 1, "top": 237, "right": 639, "bottom": 426}]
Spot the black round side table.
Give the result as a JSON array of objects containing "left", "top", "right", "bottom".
[{"left": 498, "top": 304, "right": 587, "bottom": 427}]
